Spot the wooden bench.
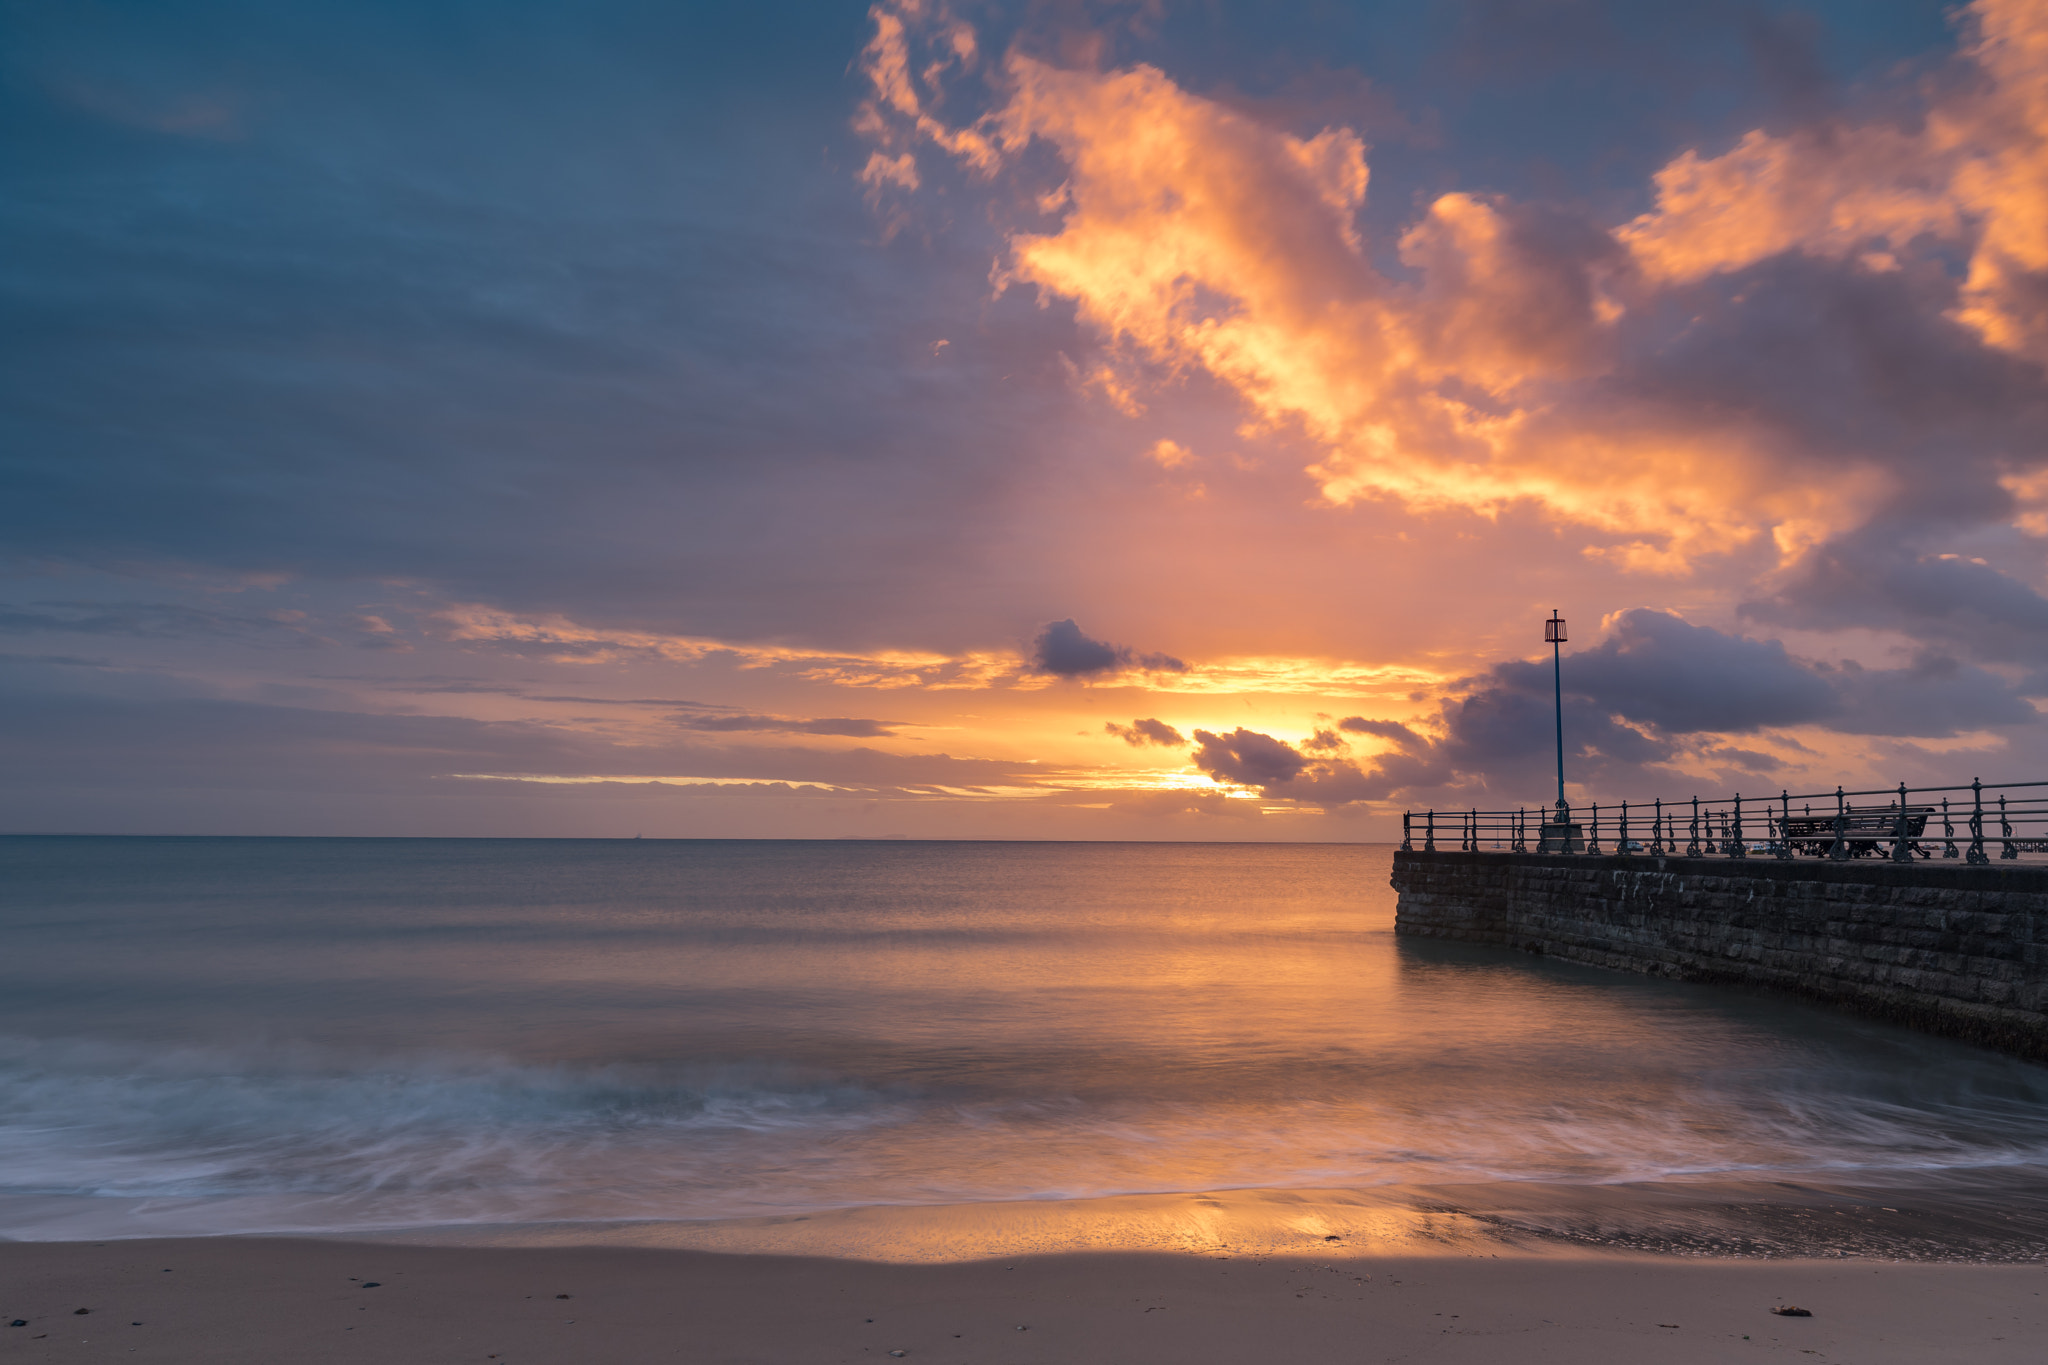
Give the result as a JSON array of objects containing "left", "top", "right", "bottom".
[{"left": 1779, "top": 805, "right": 1934, "bottom": 857}]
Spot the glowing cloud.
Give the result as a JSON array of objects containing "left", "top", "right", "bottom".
[{"left": 859, "top": 0, "right": 2048, "bottom": 574}]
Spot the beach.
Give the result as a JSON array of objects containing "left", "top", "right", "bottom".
[
  {"left": 6, "top": 838, "right": 2047, "bottom": 1359},
  {"left": 5, "top": 1235, "right": 2046, "bottom": 1364}
]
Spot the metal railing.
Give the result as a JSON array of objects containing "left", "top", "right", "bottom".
[{"left": 1402, "top": 778, "right": 2048, "bottom": 864}]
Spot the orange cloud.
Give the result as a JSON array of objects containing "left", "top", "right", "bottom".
[
  {"left": 1621, "top": 0, "right": 2048, "bottom": 365},
  {"left": 858, "top": 0, "right": 2048, "bottom": 574}
]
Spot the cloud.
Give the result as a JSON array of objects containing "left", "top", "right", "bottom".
[
  {"left": 671, "top": 713, "right": 903, "bottom": 738},
  {"left": 1336, "top": 610, "right": 2038, "bottom": 801},
  {"left": 0, "top": 681, "right": 1028, "bottom": 797},
  {"left": 1816, "top": 654, "right": 2041, "bottom": 736},
  {"left": 0, "top": 0, "right": 1102, "bottom": 654},
  {"left": 1190, "top": 727, "right": 1309, "bottom": 787},
  {"left": 1186, "top": 725, "right": 1394, "bottom": 808},
  {"left": 863, "top": 0, "right": 2048, "bottom": 578},
  {"left": 1337, "top": 716, "right": 1429, "bottom": 747},
  {"left": 1743, "top": 536, "right": 2048, "bottom": 668},
  {"left": 1104, "top": 717, "right": 1186, "bottom": 747},
  {"left": 1169, "top": 609, "right": 2038, "bottom": 810},
  {"left": 1029, "top": 618, "right": 1187, "bottom": 678},
  {"left": 1531, "top": 608, "right": 1835, "bottom": 734},
  {"left": 1616, "top": 0, "right": 2048, "bottom": 366},
  {"left": 438, "top": 605, "right": 1028, "bottom": 689}
]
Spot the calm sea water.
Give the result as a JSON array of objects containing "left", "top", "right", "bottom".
[{"left": 3, "top": 836, "right": 2047, "bottom": 1247}]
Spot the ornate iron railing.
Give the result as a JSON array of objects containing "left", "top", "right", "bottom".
[{"left": 1401, "top": 779, "right": 2048, "bottom": 864}]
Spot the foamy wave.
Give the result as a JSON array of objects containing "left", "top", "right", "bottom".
[
  {"left": 0, "top": 1036, "right": 912, "bottom": 1207},
  {"left": 4, "top": 1031, "right": 2048, "bottom": 1243}
]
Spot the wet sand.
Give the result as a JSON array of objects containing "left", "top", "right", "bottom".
[{"left": 3, "top": 1235, "right": 2045, "bottom": 1364}]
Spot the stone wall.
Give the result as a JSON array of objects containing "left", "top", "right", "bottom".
[{"left": 1391, "top": 849, "right": 2048, "bottom": 1059}]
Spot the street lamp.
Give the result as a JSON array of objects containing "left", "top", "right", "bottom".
[{"left": 1545, "top": 610, "right": 1566, "bottom": 808}]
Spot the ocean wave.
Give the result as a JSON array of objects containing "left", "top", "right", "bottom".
[
  {"left": 5, "top": 1029, "right": 2048, "bottom": 1244},
  {"left": 0, "top": 1035, "right": 914, "bottom": 1204}
]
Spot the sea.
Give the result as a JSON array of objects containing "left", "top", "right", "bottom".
[{"left": 4, "top": 836, "right": 2047, "bottom": 1260}]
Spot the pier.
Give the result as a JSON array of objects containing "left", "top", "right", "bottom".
[{"left": 1392, "top": 780, "right": 2048, "bottom": 1058}]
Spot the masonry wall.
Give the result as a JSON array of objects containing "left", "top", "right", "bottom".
[{"left": 1390, "top": 849, "right": 2048, "bottom": 1059}]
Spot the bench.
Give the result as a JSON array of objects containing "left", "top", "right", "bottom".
[{"left": 1779, "top": 805, "right": 1934, "bottom": 858}]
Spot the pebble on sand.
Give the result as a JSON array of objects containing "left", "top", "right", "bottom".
[{"left": 1772, "top": 1306, "right": 1813, "bottom": 1317}]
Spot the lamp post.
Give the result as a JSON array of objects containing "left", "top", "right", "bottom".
[{"left": 1545, "top": 610, "right": 1566, "bottom": 808}]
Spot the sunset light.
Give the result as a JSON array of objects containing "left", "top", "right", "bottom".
[
  {"left": 10, "top": 4, "right": 2048, "bottom": 1356},
  {"left": 6, "top": 2, "right": 2043, "bottom": 839}
]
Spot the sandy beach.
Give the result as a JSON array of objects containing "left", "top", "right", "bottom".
[{"left": 2, "top": 1235, "right": 2044, "bottom": 1364}]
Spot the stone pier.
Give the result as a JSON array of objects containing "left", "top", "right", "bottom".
[{"left": 1390, "top": 849, "right": 2048, "bottom": 1058}]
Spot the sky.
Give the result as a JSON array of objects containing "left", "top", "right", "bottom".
[{"left": 3, "top": 0, "right": 2047, "bottom": 839}]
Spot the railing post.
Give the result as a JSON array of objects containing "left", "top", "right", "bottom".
[
  {"left": 1687, "top": 797, "right": 1701, "bottom": 858},
  {"left": 1619, "top": 801, "right": 1632, "bottom": 855},
  {"left": 1730, "top": 794, "right": 1745, "bottom": 858},
  {"left": 1401, "top": 811, "right": 1412, "bottom": 852},
  {"left": 1891, "top": 782, "right": 1915, "bottom": 863},
  {"left": 1941, "top": 798, "right": 1958, "bottom": 859},
  {"left": 1968, "top": 780, "right": 1987, "bottom": 864},
  {"left": 1777, "top": 790, "right": 1794, "bottom": 859},
  {"left": 1425, "top": 809, "right": 1436, "bottom": 853},
  {"left": 1829, "top": 786, "right": 1850, "bottom": 861},
  {"left": 1587, "top": 802, "right": 1601, "bottom": 855},
  {"left": 2000, "top": 795, "right": 2018, "bottom": 860}
]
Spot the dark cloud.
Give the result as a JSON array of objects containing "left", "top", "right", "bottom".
[
  {"left": 1190, "top": 728, "right": 1308, "bottom": 787},
  {"left": 1299, "top": 726, "right": 1346, "bottom": 753},
  {"left": 1335, "top": 611, "right": 2037, "bottom": 802},
  {"left": 1187, "top": 611, "right": 2040, "bottom": 811},
  {"left": 1817, "top": 654, "right": 2039, "bottom": 736},
  {"left": 1514, "top": 608, "right": 1834, "bottom": 733},
  {"left": 1338, "top": 716, "right": 1429, "bottom": 747},
  {"left": 1030, "top": 619, "right": 1187, "bottom": 678},
  {"left": 1520, "top": 609, "right": 2033, "bottom": 738},
  {"left": 1184, "top": 726, "right": 1389, "bottom": 809},
  {"left": 1743, "top": 536, "right": 2048, "bottom": 670},
  {"left": 1033, "top": 619, "right": 1120, "bottom": 677},
  {"left": 1597, "top": 255, "right": 2048, "bottom": 547},
  {"left": 1104, "top": 717, "right": 1186, "bottom": 747}
]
